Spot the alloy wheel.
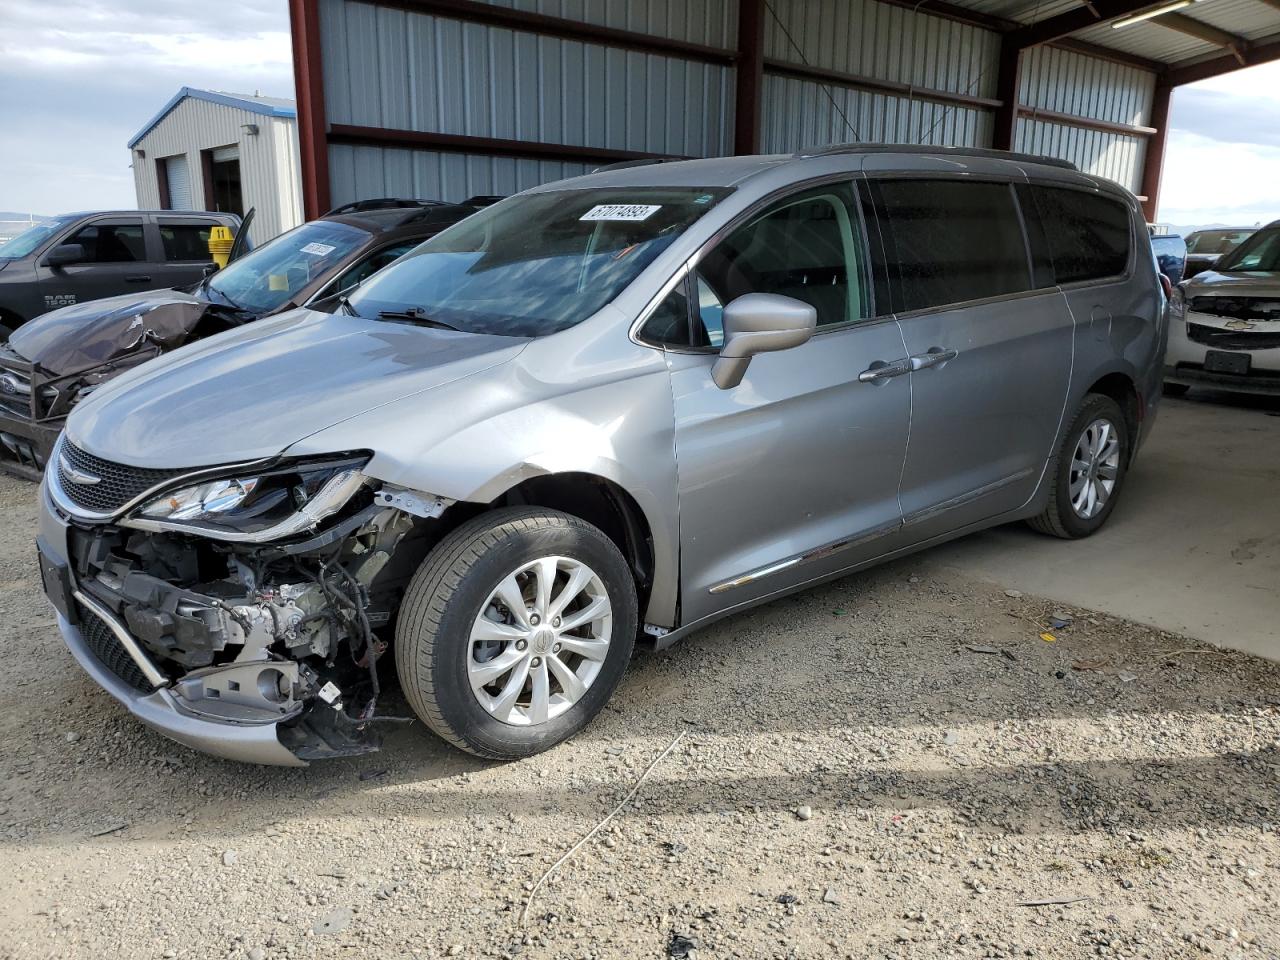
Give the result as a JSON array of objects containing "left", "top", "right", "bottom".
[
  {"left": 1068, "top": 417, "right": 1121, "bottom": 520},
  {"left": 467, "top": 556, "right": 613, "bottom": 726}
]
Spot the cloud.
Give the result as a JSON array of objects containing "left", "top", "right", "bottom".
[
  {"left": 1158, "top": 129, "right": 1280, "bottom": 228},
  {"left": 0, "top": 0, "right": 292, "bottom": 215}
]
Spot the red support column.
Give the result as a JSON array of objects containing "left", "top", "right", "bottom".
[
  {"left": 288, "top": 0, "right": 332, "bottom": 219},
  {"left": 734, "top": 0, "right": 765, "bottom": 155},
  {"left": 992, "top": 39, "right": 1021, "bottom": 152},
  {"left": 1140, "top": 82, "right": 1172, "bottom": 223}
]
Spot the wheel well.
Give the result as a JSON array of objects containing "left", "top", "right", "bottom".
[
  {"left": 0, "top": 307, "right": 24, "bottom": 336},
  {"left": 1086, "top": 373, "right": 1139, "bottom": 449},
  {"left": 496, "top": 473, "right": 655, "bottom": 601}
]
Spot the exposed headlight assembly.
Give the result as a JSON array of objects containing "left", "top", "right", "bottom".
[{"left": 124, "top": 456, "right": 369, "bottom": 543}]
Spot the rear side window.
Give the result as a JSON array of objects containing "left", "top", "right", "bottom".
[
  {"left": 1030, "top": 186, "right": 1131, "bottom": 284},
  {"left": 871, "top": 179, "right": 1031, "bottom": 313},
  {"left": 64, "top": 222, "right": 146, "bottom": 263},
  {"left": 160, "top": 223, "right": 213, "bottom": 262}
]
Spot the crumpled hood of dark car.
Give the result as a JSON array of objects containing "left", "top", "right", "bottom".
[
  {"left": 8, "top": 289, "right": 209, "bottom": 375},
  {"left": 66, "top": 308, "right": 529, "bottom": 469},
  {"left": 1184, "top": 270, "right": 1280, "bottom": 299}
]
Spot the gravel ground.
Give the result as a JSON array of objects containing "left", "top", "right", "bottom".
[{"left": 0, "top": 473, "right": 1277, "bottom": 960}]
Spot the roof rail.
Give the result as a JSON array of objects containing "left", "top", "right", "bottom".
[
  {"left": 590, "top": 157, "right": 685, "bottom": 174},
  {"left": 797, "top": 143, "right": 1078, "bottom": 171},
  {"left": 324, "top": 198, "right": 445, "bottom": 216}
]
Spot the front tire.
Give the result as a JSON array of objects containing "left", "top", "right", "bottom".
[
  {"left": 1028, "top": 393, "right": 1130, "bottom": 540},
  {"left": 1163, "top": 381, "right": 1190, "bottom": 398},
  {"left": 395, "top": 507, "right": 637, "bottom": 759}
]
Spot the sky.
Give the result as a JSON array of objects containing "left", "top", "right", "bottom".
[
  {"left": 0, "top": 0, "right": 294, "bottom": 216},
  {"left": 0, "top": 0, "right": 1276, "bottom": 228}
]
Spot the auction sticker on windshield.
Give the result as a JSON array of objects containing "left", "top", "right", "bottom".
[
  {"left": 580, "top": 204, "right": 661, "bottom": 222},
  {"left": 300, "top": 242, "right": 337, "bottom": 256}
]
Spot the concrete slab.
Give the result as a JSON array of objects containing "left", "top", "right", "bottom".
[{"left": 920, "top": 392, "right": 1280, "bottom": 659}]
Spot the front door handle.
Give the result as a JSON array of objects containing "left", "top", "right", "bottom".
[
  {"left": 125, "top": 275, "right": 152, "bottom": 283},
  {"left": 858, "top": 358, "right": 911, "bottom": 384},
  {"left": 910, "top": 347, "right": 958, "bottom": 371}
]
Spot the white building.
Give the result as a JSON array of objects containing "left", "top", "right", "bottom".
[{"left": 129, "top": 88, "right": 304, "bottom": 245}]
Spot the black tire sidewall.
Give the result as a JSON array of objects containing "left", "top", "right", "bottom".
[
  {"left": 418, "top": 520, "right": 636, "bottom": 757},
  {"left": 1053, "top": 395, "right": 1130, "bottom": 538}
]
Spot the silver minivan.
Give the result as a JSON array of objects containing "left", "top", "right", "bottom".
[{"left": 36, "top": 146, "right": 1165, "bottom": 766}]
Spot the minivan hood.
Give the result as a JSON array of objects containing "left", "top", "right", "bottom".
[
  {"left": 66, "top": 308, "right": 528, "bottom": 469},
  {"left": 9, "top": 288, "right": 207, "bottom": 375},
  {"left": 1183, "top": 270, "right": 1280, "bottom": 298}
]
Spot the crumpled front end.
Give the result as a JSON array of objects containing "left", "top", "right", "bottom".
[
  {"left": 38, "top": 438, "right": 446, "bottom": 765},
  {"left": 0, "top": 294, "right": 217, "bottom": 479},
  {"left": 1166, "top": 280, "right": 1280, "bottom": 395}
]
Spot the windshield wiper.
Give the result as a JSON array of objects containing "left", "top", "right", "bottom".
[{"left": 375, "top": 306, "right": 459, "bottom": 331}]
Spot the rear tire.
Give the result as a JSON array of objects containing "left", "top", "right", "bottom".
[
  {"left": 1028, "top": 393, "right": 1130, "bottom": 540},
  {"left": 395, "top": 507, "right": 637, "bottom": 759}
]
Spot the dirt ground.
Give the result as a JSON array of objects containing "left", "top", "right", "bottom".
[{"left": 0, "top": 472, "right": 1277, "bottom": 960}]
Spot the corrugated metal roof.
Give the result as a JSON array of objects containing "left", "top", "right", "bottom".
[
  {"left": 128, "top": 88, "right": 296, "bottom": 148},
  {"left": 916, "top": 0, "right": 1280, "bottom": 67}
]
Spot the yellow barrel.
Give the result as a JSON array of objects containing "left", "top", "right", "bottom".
[{"left": 207, "top": 226, "right": 235, "bottom": 269}]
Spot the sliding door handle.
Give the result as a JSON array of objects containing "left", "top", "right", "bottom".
[
  {"left": 857, "top": 358, "right": 911, "bottom": 384},
  {"left": 910, "top": 347, "right": 958, "bottom": 371}
]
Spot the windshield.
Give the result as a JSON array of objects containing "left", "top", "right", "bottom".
[
  {"left": 1186, "top": 229, "right": 1253, "bottom": 255},
  {"left": 0, "top": 217, "right": 73, "bottom": 259},
  {"left": 206, "top": 219, "right": 369, "bottom": 314},
  {"left": 346, "top": 187, "right": 731, "bottom": 336},
  {"left": 1215, "top": 227, "right": 1280, "bottom": 273}
]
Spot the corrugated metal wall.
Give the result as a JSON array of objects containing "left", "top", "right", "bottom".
[
  {"left": 1014, "top": 45, "right": 1152, "bottom": 192},
  {"left": 760, "top": 0, "right": 998, "bottom": 152},
  {"left": 313, "top": 0, "right": 1158, "bottom": 205},
  {"left": 131, "top": 97, "right": 302, "bottom": 244},
  {"left": 317, "top": 0, "right": 735, "bottom": 207},
  {"left": 329, "top": 144, "right": 591, "bottom": 202},
  {"left": 467, "top": 0, "right": 736, "bottom": 47}
]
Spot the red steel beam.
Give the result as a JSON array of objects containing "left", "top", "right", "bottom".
[
  {"left": 288, "top": 0, "right": 331, "bottom": 219},
  {"left": 764, "top": 58, "right": 1003, "bottom": 111},
  {"left": 992, "top": 40, "right": 1022, "bottom": 151},
  {"left": 1165, "top": 32, "right": 1280, "bottom": 84},
  {"left": 371, "top": 0, "right": 738, "bottom": 65},
  {"left": 327, "top": 125, "right": 690, "bottom": 165},
  {"left": 1017, "top": 104, "right": 1157, "bottom": 137},
  {"left": 735, "top": 0, "right": 766, "bottom": 154},
  {"left": 1007, "top": 0, "right": 1183, "bottom": 50},
  {"left": 1139, "top": 82, "right": 1172, "bottom": 221}
]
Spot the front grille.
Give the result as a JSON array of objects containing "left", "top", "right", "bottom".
[
  {"left": 76, "top": 601, "right": 154, "bottom": 693},
  {"left": 1187, "top": 322, "right": 1280, "bottom": 351},
  {"left": 1189, "top": 297, "right": 1280, "bottom": 321},
  {"left": 56, "top": 440, "right": 185, "bottom": 515}
]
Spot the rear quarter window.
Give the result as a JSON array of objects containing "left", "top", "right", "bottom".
[{"left": 1030, "top": 186, "right": 1131, "bottom": 284}]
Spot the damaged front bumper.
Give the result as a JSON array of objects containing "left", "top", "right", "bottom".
[
  {"left": 56, "top": 606, "right": 306, "bottom": 766},
  {"left": 38, "top": 460, "right": 434, "bottom": 766}
]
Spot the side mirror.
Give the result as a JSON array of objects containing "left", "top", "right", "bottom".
[
  {"left": 711, "top": 293, "right": 817, "bottom": 389},
  {"left": 202, "top": 261, "right": 219, "bottom": 277},
  {"left": 44, "top": 243, "right": 86, "bottom": 268}
]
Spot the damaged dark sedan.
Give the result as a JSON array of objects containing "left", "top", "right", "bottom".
[{"left": 0, "top": 199, "right": 483, "bottom": 478}]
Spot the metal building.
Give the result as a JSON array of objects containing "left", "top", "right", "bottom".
[
  {"left": 129, "top": 88, "right": 305, "bottom": 245},
  {"left": 287, "top": 0, "right": 1280, "bottom": 220}
]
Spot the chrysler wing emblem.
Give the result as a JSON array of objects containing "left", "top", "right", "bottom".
[{"left": 58, "top": 453, "right": 101, "bottom": 485}]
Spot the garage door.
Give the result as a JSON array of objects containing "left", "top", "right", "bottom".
[{"left": 165, "top": 155, "right": 192, "bottom": 210}]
